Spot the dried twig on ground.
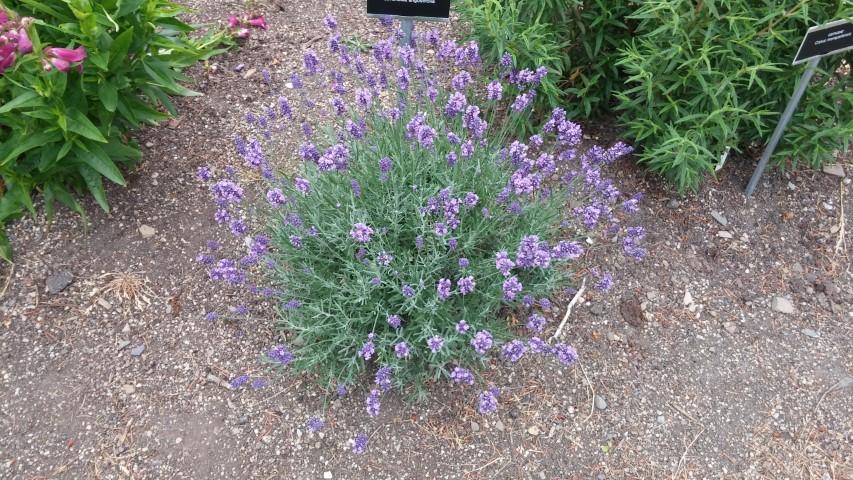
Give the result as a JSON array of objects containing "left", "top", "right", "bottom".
[{"left": 550, "top": 278, "right": 586, "bottom": 342}]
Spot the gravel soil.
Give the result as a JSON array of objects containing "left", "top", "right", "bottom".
[{"left": 1, "top": 1, "right": 852, "bottom": 479}]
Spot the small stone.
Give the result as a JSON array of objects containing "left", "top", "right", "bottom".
[
  {"left": 771, "top": 297, "right": 794, "bottom": 314},
  {"left": 646, "top": 291, "right": 658, "bottom": 301},
  {"left": 657, "top": 415, "right": 665, "bottom": 424},
  {"left": 470, "top": 421, "right": 480, "bottom": 432},
  {"left": 787, "top": 181, "right": 796, "bottom": 190},
  {"left": 138, "top": 225, "right": 156, "bottom": 238},
  {"left": 667, "top": 199, "right": 681, "bottom": 209},
  {"left": 122, "top": 324, "right": 131, "bottom": 333},
  {"left": 590, "top": 304, "right": 603, "bottom": 316},
  {"left": 594, "top": 395, "right": 608, "bottom": 410},
  {"left": 323, "top": 473, "right": 333, "bottom": 480},
  {"left": 683, "top": 291, "right": 694, "bottom": 306},
  {"left": 175, "top": 437, "right": 183, "bottom": 444},
  {"left": 722, "top": 322, "right": 737, "bottom": 334},
  {"left": 710, "top": 211, "right": 728, "bottom": 226},
  {"left": 46, "top": 270, "right": 73, "bottom": 294},
  {"left": 117, "top": 340, "right": 130, "bottom": 351},
  {"left": 822, "top": 164, "right": 845, "bottom": 178},
  {"left": 243, "top": 68, "right": 257, "bottom": 79},
  {"left": 606, "top": 331, "right": 619, "bottom": 342},
  {"left": 97, "top": 297, "right": 112, "bottom": 309},
  {"left": 837, "top": 376, "right": 853, "bottom": 389},
  {"left": 527, "top": 426, "right": 540, "bottom": 436},
  {"left": 717, "top": 231, "right": 733, "bottom": 239},
  {"left": 122, "top": 384, "right": 135, "bottom": 395},
  {"left": 130, "top": 344, "right": 146, "bottom": 356},
  {"left": 144, "top": 141, "right": 154, "bottom": 148},
  {"left": 801, "top": 328, "right": 820, "bottom": 338},
  {"left": 495, "top": 420, "right": 505, "bottom": 432}
]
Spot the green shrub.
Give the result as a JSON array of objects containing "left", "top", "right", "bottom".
[
  {"left": 615, "top": 0, "right": 853, "bottom": 193},
  {"left": 0, "top": 0, "right": 230, "bottom": 261},
  {"left": 200, "top": 21, "right": 645, "bottom": 408},
  {"left": 455, "top": 0, "right": 634, "bottom": 119}
]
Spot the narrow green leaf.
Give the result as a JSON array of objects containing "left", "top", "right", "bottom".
[
  {"left": 78, "top": 164, "right": 110, "bottom": 212},
  {"left": 66, "top": 108, "right": 107, "bottom": 143},
  {"left": 0, "top": 229, "right": 12, "bottom": 263},
  {"left": 98, "top": 82, "right": 119, "bottom": 112},
  {"left": 0, "top": 91, "right": 41, "bottom": 114},
  {"left": 77, "top": 142, "right": 127, "bottom": 186}
]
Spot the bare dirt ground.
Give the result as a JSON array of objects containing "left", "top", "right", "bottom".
[{"left": 1, "top": 1, "right": 851, "bottom": 479}]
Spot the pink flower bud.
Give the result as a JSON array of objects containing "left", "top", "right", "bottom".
[
  {"left": 248, "top": 16, "right": 267, "bottom": 30},
  {"left": 44, "top": 45, "right": 88, "bottom": 63},
  {"left": 0, "top": 43, "right": 17, "bottom": 72},
  {"left": 228, "top": 15, "right": 238, "bottom": 28},
  {"left": 16, "top": 27, "right": 32, "bottom": 54},
  {"left": 0, "top": 11, "right": 8, "bottom": 23},
  {"left": 236, "top": 28, "right": 250, "bottom": 39},
  {"left": 49, "top": 56, "right": 70, "bottom": 72}
]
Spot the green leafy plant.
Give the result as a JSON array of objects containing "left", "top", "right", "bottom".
[
  {"left": 455, "top": 0, "right": 634, "bottom": 119},
  {"left": 0, "top": 0, "right": 232, "bottom": 261},
  {"left": 615, "top": 0, "right": 853, "bottom": 193}
]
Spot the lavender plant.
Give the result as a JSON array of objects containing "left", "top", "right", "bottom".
[{"left": 200, "top": 15, "right": 645, "bottom": 453}]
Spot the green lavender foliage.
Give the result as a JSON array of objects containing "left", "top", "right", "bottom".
[
  {"left": 455, "top": 0, "right": 634, "bottom": 119},
  {"left": 615, "top": 0, "right": 853, "bottom": 193}
]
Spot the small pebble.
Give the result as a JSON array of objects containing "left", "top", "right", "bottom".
[{"left": 594, "top": 395, "right": 608, "bottom": 410}]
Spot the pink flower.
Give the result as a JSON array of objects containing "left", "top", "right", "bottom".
[
  {"left": 228, "top": 15, "right": 239, "bottom": 28},
  {"left": 16, "top": 27, "right": 32, "bottom": 54},
  {"left": 0, "top": 11, "right": 8, "bottom": 23},
  {"left": 44, "top": 46, "right": 87, "bottom": 63},
  {"left": 236, "top": 28, "right": 250, "bottom": 39},
  {"left": 0, "top": 44, "right": 16, "bottom": 72},
  {"left": 46, "top": 56, "right": 70, "bottom": 72},
  {"left": 248, "top": 16, "right": 267, "bottom": 29}
]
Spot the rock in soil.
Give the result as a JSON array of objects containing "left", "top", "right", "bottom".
[
  {"left": 130, "top": 344, "right": 146, "bottom": 356},
  {"left": 771, "top": 297, "right": 795, "bottom": 314},
  {"left": 138, "top": 225, "right": 156, "bottom": 238},
  {"left": 594, "top": 395, "right": 608, "bottom": 410},
  {"left": 822, "top": 164, "right": 845, "bottom": 178},
  {"left": 45, "top": 270, "right": 73, "bottom": 294}
]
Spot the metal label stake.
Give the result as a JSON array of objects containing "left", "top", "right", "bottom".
[{"left": 746, "top": 19, "right": 853, "bottom": 195}]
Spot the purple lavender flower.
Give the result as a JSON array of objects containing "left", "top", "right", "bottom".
[
  {"left": 266, "top": 188, "right": 287, "bottom": 208},
  {"left": 284, "top": 299, "right": 301, "bottom": 310},
  {"left": 511, "top": 91, "right": 535, "bottom": 112},
  {"left": 415, "top": 235, "right": 424, "bottom": 249},
  {"left": 461, "top": 141, "right": 474, "bottom": 159},
  {"left": 395, "top": 342, "right": 410, "bottom": 358},
  {"left": 289, "top": 235, "right": 303, "bottom": 248},
  {"left": 366, "top": 389, "right": 381, "bottom": 416},
  {"left": 299, "top": 143, "right": 321, "bottom": 162},
  {"left": 595, "top": 272, "right": 614, "bottom": 291},
  {"left": 470, "top": 330, "right": 493, "bottom": 354},
  {"left": 197, "top": 167, "right": 211, "bottom": 181},
  {"left": 444, "top": 92, "right": 467, "bottom": 117},
  {"left": 458, "top": 258, "right": 470, "bottom": 268},
  {"left": 478, "top": 390, "right": 498, "bottom": 413},
  {"left": 446, "top": 152, "right": 458, "bottom": 167},
  {"left": 463, "top": 192, "right": 479, "bottom": 207},
  {"left": 378, "top": 157, "right": 393, "bottom": 173},
  {"left": 398, "top": 45, "right": 415, "bottom": 65},
  {"left": 295, "top": 177, "right": 311, "bottom": 194},
  {"left": 495, "top": 251, "right": 515, "bottom": 276},
  {"left": 437, "top": 278, "right": 452, "bottom": 300},
  {"left": 446, "top": 131, "right": 460, "bottom": 145},
  {"left": 268, "top": 344, "right": 294, "bottom": 367},
  {"left": 303, "top": 49, "right": 321, "bottom": 75},
  {"left": 552, "top": 240, "right": 584, "bottom": 260},
  {"left": 502, "top": 276, "right": 523, "bottom": 302},
  {"left": 521, "top": 295, "right": 535, "bottom": 308},
  {"left": 236, "top": 304, "right": 249, "bottom": 315},
  {"left": 500, "top": 53, "right": 513, "bottom": 68},
  {"left": 451, "top": 71, "right": 473, "bottom": 91},
  {"left": 434, "top": 223, "right": 448, "bottom": 237},
  {"left": 540, "top": 298, "right": 552, "bottom": 309},
  {"left": 458, "top": 276, "right": 476, "bottom": 296},
  {"left": 486, "top": 80, "right": 503, "bottom": 100},
  {"left": 376, "top": 252, "right": 393, "bottom": 266},
  {"left": 230, "top": 375, "right": 249, "bottom": 389},
  {"left": 252, "top": 379, "right": 268, "bottom": 390},
  {"left": 387, "top": 314, "right": 402, "bottom": 329},
  {"left": 375, "top": 366, "right": 392, "bottom": 392},
  {"left": 370, "top": 277, "right": 381, "bottom": 285},
  {"left": 308, "top": 417, "right": 325, "bottom": 432},
  {"left": 206, "top": 240, "right": 219, "bottom": 250},
  {"left": 350, "top": 178, "right": 361, "bottom": 196},
  {"left": 196, "top": 254, "right": 214, "bottom": 265},
  {"left": 336, "top": 384, "right": 347, "bottom": 396},
  {"left": 350, "top": 222, "right": 374, "bottom": 242},
  {"left": 358, "top": 333, "right": 376, "bottom": 360},
  {"left": 450, "top": 367, "right": 475, "bottom": 385},
  {"left": 456, "top": 320, "right": 470, "bottom": 334},
  {"left": 402, "top": 284, "right": 415, "bottom": 298},
  {"left": 331, "top": 96, "right": 348, "bottom": 116},
  {"left": 210, "top": 179, "right": 243, "bottom": 203},
  {"left": 622, "top": 192, "right": 643, "bottom": 213},
  {"left": 448, "top": 238, "right": 458, "bottom": 250},
  {"left": 230, "top": 219, "right": 248, "bottom": 236},
  {"left": 527, "top": 313, "right": 546, "bottom": 332},
  {"left": 501, "top": 339, "right": 528, "bottom": 362},
  {"left": 205, "top": 312, "right": 219, "bottom": 321},
  {"left": 396, "top": 67, "right": 410, "bottom": 90},
  {"left": 427, "top": 335, "right": 444, "bottom": 353},
  {"left": 553, "top": 343, "right": 578, "bottom": 365},
  {"left": 352, "top": 433, "right": 368, "bottom": 454},
  {"left": 323, "top": 13, "right": 337, "bottom": 29},
  {"left": 528, "top": 336, "right": 550, "bottom": 354}
]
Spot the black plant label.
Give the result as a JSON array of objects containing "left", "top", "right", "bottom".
[
  {"left": 366, "top": 0, "right": 451, "bottom": 20},
  {"left": 793, "top": 19, "right": 853, "bottom": 65}
]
